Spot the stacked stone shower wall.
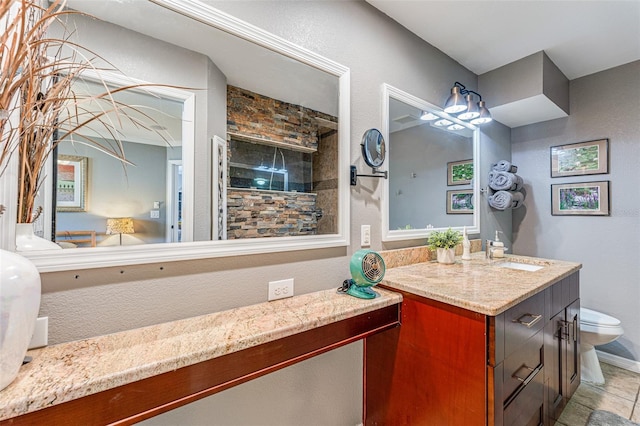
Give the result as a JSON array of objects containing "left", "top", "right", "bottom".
[
  {"left": 226, "top": 85, "right": 337, "bottom": 239},
  {"left": 227, "top": 85, "right": 336, "bottom": 151},
  {"left": 227, "top": 189, "right": 318, "bottom": 239}
]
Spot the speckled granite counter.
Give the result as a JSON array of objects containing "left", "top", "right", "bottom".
[
  {"left": 380, "top": 252, "right": 581, "bottom": 316},
  {"left": 0, "top": 288, "right": 401, "bottom": 422}
]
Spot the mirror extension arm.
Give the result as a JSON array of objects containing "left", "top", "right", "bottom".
[{"left": 350, "top": 165, "right": 387, "bottom": 186}]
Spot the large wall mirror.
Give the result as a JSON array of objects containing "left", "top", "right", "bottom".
[
  {"left": 6, "top": 0, "right": 350, "bottom": 271},
  {"left": 381, "top": 84, "right": 479, "bottom": 242}
]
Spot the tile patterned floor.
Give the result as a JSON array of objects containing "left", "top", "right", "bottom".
[{"left": 555, "top": 362, "right": 640, "bottom": 425}]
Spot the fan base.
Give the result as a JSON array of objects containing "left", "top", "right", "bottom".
[{"left": 346, "top": 284, "right": 379, "bottom": 299}]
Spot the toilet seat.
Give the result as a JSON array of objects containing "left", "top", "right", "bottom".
[{"left": 581, "top": 307, "right": 621, "bottom": 328}]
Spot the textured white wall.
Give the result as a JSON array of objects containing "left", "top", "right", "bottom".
[
  {"left": 512, "top": 61, "right": 640, "bottom": 361},
  {"left": 38, "top": 1, "right": 512, "bottom": 424}
]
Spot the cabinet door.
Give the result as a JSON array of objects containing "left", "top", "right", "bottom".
[
  {"left": 565, "top": 299, "right": 580, "bottom": 398},
  {"left": 545, "top": 311, "right": 565, "bottom": 420}
]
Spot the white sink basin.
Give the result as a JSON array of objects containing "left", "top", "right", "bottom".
[{"left": 496, "top": 261, "right": 544, "bottom": 272}]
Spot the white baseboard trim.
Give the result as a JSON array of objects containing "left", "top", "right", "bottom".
[{"left": 596, "top": 349, "right": 640, "bottom": 374}]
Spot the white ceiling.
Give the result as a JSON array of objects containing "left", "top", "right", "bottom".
[{"left": 366, "top": 0, "right": 640, "bottom": 80}]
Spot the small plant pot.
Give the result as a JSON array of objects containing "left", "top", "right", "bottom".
[{"left": 436, "top": 248, "right": 456, "bottom": 264}]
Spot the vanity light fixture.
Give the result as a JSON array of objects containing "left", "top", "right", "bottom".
[
  {"left": 433, "top": 118, "right": 453, "bottom": 127},
  {"left": 447, "top": 123, "right": 465, "bottom": 131},
  {"left": 420, "top": 110, "right": 438, "bottom": 121},
  {"left": 443, "top": 82, "right": 492, "bottom": 125},
  {"left": 443, "top": 85, "right": 467, "bottom": 113},
  {"left": 457, "top": 95, "right": 480, "bottom": 120},
  {"left": 470, "top": 100, "right": 492, "bottom": 125}
]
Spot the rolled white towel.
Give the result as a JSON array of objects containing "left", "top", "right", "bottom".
[
  {"left": 488, "top": 190, "right": 525, "bottom": 210},
  {"left": 488, "top": 171, "right": 523, "bottom": 191},
  {"left": 491, "top": 160, "right": 518, "bottom": 173}
]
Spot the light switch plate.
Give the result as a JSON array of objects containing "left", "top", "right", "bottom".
[
  {"left": 361, "top": 225, "right": 371, "bottom": 246},
  {"left": 150, "top": 210, "right": 160, "bottom": 219}
]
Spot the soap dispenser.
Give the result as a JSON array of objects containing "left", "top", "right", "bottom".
[
  {"left": 461, "top": 226, "right": 471, "bottom": 260},
  {"left": 493, "top": 231, "right": 505, "bottom": 258}
]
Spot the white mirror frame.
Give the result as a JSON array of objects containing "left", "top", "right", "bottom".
[
  {"left": 381, "top": 83, "right": 480, "bottom": 242},
  {"left": 0, "top": 0, "right": 350, "bottom": 272}
]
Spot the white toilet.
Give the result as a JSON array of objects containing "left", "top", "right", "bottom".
[{"left": 580, "top": 307, "right": 624, "bottom": 384}]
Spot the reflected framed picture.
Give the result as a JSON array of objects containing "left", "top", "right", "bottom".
[
  {"left": 447, "top": 159, "right": 473, "bottom": 186},
  {"left": 550, "top": 139, "right": 609, "bottom": 178},
  {"left": 446, "top": 189, "right": 474, "bottom": 214},
  {"left": 551, "top": 181, "right": 610, "bottom": 216},
  {"left": 56, "top": 155, "right": 88, "bottom": 212}
]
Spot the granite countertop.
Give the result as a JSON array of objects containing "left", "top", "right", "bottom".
[
  {"left": 0, "top": 288, "right": 402, "bottom": 421},
  {"left": 380, "top": 252, "right": 581, "bottom": 316}
]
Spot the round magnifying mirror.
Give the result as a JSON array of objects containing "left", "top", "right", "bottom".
[{"left": 361, "top": 128, "right": 386, "bottom": 169}]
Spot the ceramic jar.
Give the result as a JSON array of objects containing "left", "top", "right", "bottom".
[{"left": 0, "top": 248, "right": 41, "bottom": 390}]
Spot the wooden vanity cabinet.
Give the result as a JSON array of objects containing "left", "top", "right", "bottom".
[{"left": 364, "top": 272, "right": 580, "bottom": 426}]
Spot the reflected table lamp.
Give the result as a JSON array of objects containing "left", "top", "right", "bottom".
[{"left": 106, "top": 217, "right": 135, "bottom": 246}]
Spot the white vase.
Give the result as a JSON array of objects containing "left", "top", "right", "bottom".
[
  {"left": 0, "top": 248, "right": 41, "bottom": 390},
  {"left": 436, "top": 247, "right": 456, "bottom": 264},
  {"left": 15, "top": 223, "right": 61, "bottom": 251}
]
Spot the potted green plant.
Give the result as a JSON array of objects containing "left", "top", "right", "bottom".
[{"left": 427, "top": 228, "right": 462, "bottom": 264}]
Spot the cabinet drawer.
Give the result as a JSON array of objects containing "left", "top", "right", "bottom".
[
  {"left": 504, "top": 365, "right": 544, "bottom": 426},
  {"left": 503, "top": 329, "right": 543, "bottom": 403},
  {"left": 504, "top": 291, "right": 545, "bottom": 357}
]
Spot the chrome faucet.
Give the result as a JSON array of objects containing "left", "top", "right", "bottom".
[{"left": 486, "top": 240, "right": 494, "bottom": 259}]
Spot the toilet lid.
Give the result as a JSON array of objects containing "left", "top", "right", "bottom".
[{"left": 581, "top": 307, "right": 621, "bottom": 327}]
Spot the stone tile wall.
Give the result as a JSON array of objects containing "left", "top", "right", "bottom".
[
  {"left": 227, "top": 189, "right": 319, "bottom": 239},
  {"left": 227, "top": 86, "right": 336, "bottom": 151},
  {"left": 226, "top": 85, "right": 338, "bottom": 238}
]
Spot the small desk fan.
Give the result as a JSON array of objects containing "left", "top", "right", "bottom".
[{"left": 343, "top": 249, "right": 386, "bottom": 299}]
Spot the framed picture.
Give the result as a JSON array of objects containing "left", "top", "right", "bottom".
[
  {"left": 56, "top": 155, "right": 88, "bottom": 212},
  {"left": 550, "top": 139, "right": 609, "bottom": 178},
  {"left": 446, "top": 189, "right": 474, "bottom": 214},
  {"left": 551, "top": 181, "right": 610, "bottom": 216},
  {"left": 447, "top": 159, "right": 473, "bottom": 186}
]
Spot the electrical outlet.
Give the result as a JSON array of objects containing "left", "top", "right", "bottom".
[
  {"left": 268, "top": 278, "right": 294, "bottom": 301},
  {"left": 28, "top": 317, "right": 48, "bottom": 349},
  {"left": 361, "top": 224, "right": 371, "bottom": 246},
  {"left": 150, "top": 210, "right": 160, "bottom": 219}
]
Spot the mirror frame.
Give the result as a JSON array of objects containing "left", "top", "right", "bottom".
[
  {"left": 381, "top": 83, "right": 480, "bottom": 242},
  {"left": 0, "top": 0, "right": 351, "bottom": 272}
]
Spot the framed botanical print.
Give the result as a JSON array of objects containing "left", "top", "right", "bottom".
[
  {"left": 550, "top": 139, "right": 609, "bottom": 178},
  {"left": 446, "top": 189, "right": 474, "bottom": 214},
  {"left": 447, "top": 159, "right": 473, "bottom": 186},
  {"left": 551, "top": 181, "right": 610, "bottom": 216}
]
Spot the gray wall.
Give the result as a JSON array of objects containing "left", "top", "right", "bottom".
[
  {"left": 61, "top": 14, "right": 223, "bottom": 241},
  {"left": 39, "top": 2, "right": 512, "bottom": 424},
  {"left": 57, "top": 141, "right": 168, "bottom": 245},
  {"left": 389, "top": 125, "right": 474, "bottom": 229},
  {"left": 512, "top": 60, "right": 640, "bottom": 361}
]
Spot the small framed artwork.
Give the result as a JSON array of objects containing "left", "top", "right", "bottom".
[
  {"left": 446, "top": 189, "right": 474, "bottom": 214},
  {"left": 550, "top": 139, "right": 609, "bottom": 178},
  {"left": 447, "top": 159, "right": 473, "bottom": 186},
  {"left": 56, "top": 155, "right": 88, "bottom": 212},
  {"left": 551, "top": 181, "right": 610, "bottom": 216}
]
